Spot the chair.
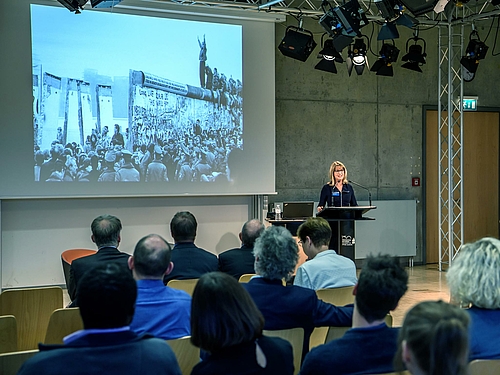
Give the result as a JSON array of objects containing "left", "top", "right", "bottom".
[
  {"left": 238, "top": 274, "right": 256, "bottom": 283},
  {"left": 61, "top": 249, "right": 96, "bottom": 290},
  {"left": 316, "top": 286, "right": 355, "bottom": 306},
  {"left": 167, "top": 279, "right": 199, "bottom": 296},
  {"left": 469, "top": 359, "right": 500, "bottom": 375},
  {"left": 309, "top": 286, "right": 355, "bottom": 350},
  {"left": 264, "top": 328, "right": 304, "bottom": 375},
  {"left": 0, "top": 287, "right": 64, "bottom": 350},
  {"left": 44, "top": 308, "right": 83, "bottom": 344},
  {"left": 0, "top": 315, "right": 17, "bottom": 353},
  {"left": 0, "top": 349, "right": 38, "bottom": 375},
  {"left": 166, "top": 336, "right": 200, "bottom": 375}
]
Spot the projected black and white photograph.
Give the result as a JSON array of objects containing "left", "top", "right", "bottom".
[{"left": 31, "top": 4, "right": 243, "bottom": 183}]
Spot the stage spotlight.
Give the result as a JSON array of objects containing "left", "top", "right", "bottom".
[
  {"left": 460, "top": 30, "right": 488, "bottom": 75},
  {"left": 402, "top": 36, "right": 427, "bottom": 73},
  {"left": 371, "top": 42, "right": 400, "bottom": 76},
  {"left": 278, "top": 25, "right": 317, "bottom": 62},
  {"left": 91, "top": 0, "right": 123, "bottom": 7},
  {"left": 346, "top": 38, "right": 368, "bottom": 76},
  {"left": 57, "top": 0, "right": 88, "bottom": 13},
  {"left": 315, "top": 35, "right": 344, "bottom": 74},
  {"left": 319, "top": 0, "right": 369, "bottom": 38}
]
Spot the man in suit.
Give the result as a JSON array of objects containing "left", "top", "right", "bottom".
[
  {"left": 163, "top": 211, "right": 218, "bottom": 284},
  {"left": 293, "top": 217, "right": 357, "bottom": 290},
  {"left": 68, "top": 214, "right": 131, "bottom": 306},
  {"left": 218, "top": 219, "right": 264, "bottom": 279},
  {"left": 129, "top": 234, "right": 191, "bottom": 340},
  {"left": 300, "top": 255, "right": 408, "bottom": 375},
  {"left": 242, "top": 225, "right": 353, "bottom": 359},
  {"left": 18, "top": 263, "right": 181, "bottom": 375}
]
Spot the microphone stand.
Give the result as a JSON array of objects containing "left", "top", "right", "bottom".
[{"left": 349, "top": 180, "right": 372, "bottom": 207}]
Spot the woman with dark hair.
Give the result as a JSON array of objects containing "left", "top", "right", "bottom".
[
  {"left": 190, "top": 272, "right": 294, "bottom": 375},
  {"left": 394, "top": 300, "right": 470, "bottom": 375}
]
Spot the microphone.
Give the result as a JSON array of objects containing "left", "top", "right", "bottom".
[{"left": 349, "top": 180, "right": 372, "bottom": 207}]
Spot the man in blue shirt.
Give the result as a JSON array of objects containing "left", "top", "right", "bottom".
[
  {"left": 129, "top": 234, "right": 191, "bottom": 340},
  {"left": 300, "top": 255, "right": 408, "bottom": 375}
]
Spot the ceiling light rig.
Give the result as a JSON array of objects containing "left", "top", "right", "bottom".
[
  {"left": 346, "top": 37, "right": 369, "bottom": 76},
  {"left": 401, "top": 32, "right": 427, "bottom": 72},
  {"left": 371, "top": 41, "right": 400, "bottom": 76}
]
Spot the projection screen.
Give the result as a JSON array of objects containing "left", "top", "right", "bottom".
[{"left": 0, "top": 0, "right": 279, "bottom": 198}]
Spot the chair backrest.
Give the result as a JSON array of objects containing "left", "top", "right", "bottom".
[
  {"left": 238, "top": 274, "right": 256, "bottom": 283},
  {"left": 0, "top": 315, "right": 17, "bottom": 354},
  {"left": 44, "top": 307, "right": 83, "bottom": 345},
  {"left": 469, "top": 359, "right": 500, "bottom": 375},
  {"left": 167, "top": 279, "right": 199, "bottom": 296},
  {"left": 61, "top": 249, "right": 96, "bottom": 290},
  {"left": 0, "top": 349, "right": 39, "bottom": 375},
  {"left": 0, "top": 287, "right": 64, "bottom": 350},
  {"left": 166, "top": 336, "right": 200, "bottom": 375},
  {"left": 263, "top": 327, "right": 304, "bottom": 375},
  {"left": 316, "top": 286, "right": 355, "bottom": 306}
]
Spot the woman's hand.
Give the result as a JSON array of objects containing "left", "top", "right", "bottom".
[{"left": 317, "top": 206, "right": 323, "bottom": 213}]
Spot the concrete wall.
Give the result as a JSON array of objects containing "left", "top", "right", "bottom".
[{"left": 272, "top": 18, "right": 500, "bottom": 263}]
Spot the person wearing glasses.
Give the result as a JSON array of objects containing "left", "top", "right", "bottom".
[{"left": 317, "top": 161, "right": 357, "bottom": 212}]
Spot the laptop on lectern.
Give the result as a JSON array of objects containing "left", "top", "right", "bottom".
[{"left": 282, "top": 201, "right": 314, "bottom": 220}]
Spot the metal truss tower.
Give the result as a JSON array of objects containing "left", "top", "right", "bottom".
[{"left": 437, "top": 21, "right": 464, "bottom": 271}]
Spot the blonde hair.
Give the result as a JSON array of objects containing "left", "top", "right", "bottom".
[
  {"left": 446, "top": 237, "right": 500, "bottom": 309},
  {"left": 328, "top": 161, "right": 348, "bottom": 186}
]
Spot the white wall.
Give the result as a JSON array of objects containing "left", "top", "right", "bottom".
[{"left": 1, "top": 196, "right": 253, "bottom": 288}]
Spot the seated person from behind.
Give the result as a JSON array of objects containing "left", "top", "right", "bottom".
[
  {"left": 294, "top": 217, "right": 357, "bottom": 290},
  {"left": 129, "top": 234, "right": 191, "bottom": 340},
  {"left": 163, "top": 211, "right": 218, "bottom": 284},
  {"left": 242, "top": 225, "right": 353, "bottom": 358},
  {"left": 394, "top": 300, "right": 470, "bottom": 375},
  {"left": 446, "top": 237, "right": 500, "bottom": 360},
  {"left": 190, "top": 272, "right": 294, "bottom": 375},
  {"left": 218, "top": 219, "right": 265, "bottom": 279},
  {"left": 300, "top": 254, "right": 408, "bottom": 375},
  {"left": 69, "top": 214, "right": 131, "bottom": 306},
  {"left": 18, "top": 263, "right": 181, "bottom": 375}
]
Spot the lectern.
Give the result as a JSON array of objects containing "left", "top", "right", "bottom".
[{"left": 317, "top": 206, "right": 376, "bottom": 261}]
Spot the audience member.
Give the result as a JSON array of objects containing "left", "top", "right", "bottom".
[
  {"left": 394, "top": 300, "right": 469, "bottom": 375},
  {"left": 218, "top": 219, "right": 264, "bottom": 279},
  {"left": 446, "top": 236, "right": 500, "bottom": 360},
  {"left": 69, "top": 214, "right": 131, "bottom": 306},
  {"left": 18, "top": 263, "right": 181, "bottom": 375},
  {"left": 242, "top": 225, "right": 353, "bottom": 358},
  {"left": 300, "top": 254, "right": 408, "bottom": 375},
  {"left": 128, "top": 234, "right": 191, "bottom": 340},
  {"left": 190, "top": 272, "right": 294, "bottom": 375},
  {"left": 294, "top": 217, "right": 357, "bottom": 290},
  {"left": 163, "top": 211, "right": 218, "bottom": 284}
]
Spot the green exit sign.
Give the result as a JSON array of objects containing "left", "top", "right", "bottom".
[{"left": 462, "top": 97, "right": 478, "bottom": 111}]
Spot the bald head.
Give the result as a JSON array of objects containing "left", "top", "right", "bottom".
[
  {"left": 129, "top": 234, "right": 173, "bottom": 279},
  {"left": 241, "top": 219, "right": 265, "bottom": 248}
]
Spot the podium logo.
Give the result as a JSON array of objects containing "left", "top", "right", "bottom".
[{"left": 342, "top": 236, "right": 355, "bottom": 246}]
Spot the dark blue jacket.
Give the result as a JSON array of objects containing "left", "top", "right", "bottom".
[{"left": 319, "top": 183, "right": 358, "bottom": 208}]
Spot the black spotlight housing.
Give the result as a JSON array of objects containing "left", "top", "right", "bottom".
[
  {"left": 346, "top": 37, "right": 368, "bottom": 76},
  {"left": 278, "top": 26, "right": 317, "bottom": 62},
  {"left": 57, "top": 0, "right": 88, "bottom": 12},
  {"left": 315, "top": 36, "right": 344, "bottom": 74},
  {"left": 460, "top": 30, "right": 489, "bottom": 74},
  {"left": 371, "top": 42, "right": 400, "bottom": 76},
  {"left": 401, "top": 36, "right": 427, "bottom": 72},
  {"left": 319, "top": 0, "right": 369, "bottom": 38}
]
